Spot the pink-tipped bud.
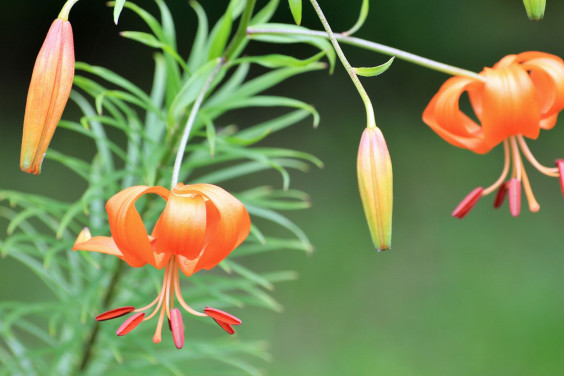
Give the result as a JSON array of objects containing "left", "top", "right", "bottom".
[
  {"left": 170, "top": 308, "right": 184, "bottom": 349},
  {"left": 452, "top": 187, "right": 484, "bottom": 219},
  {"left": 555, "top": 159, "right": 564, "bottom": 197},
  {"left": 357, "top": 127, "right": 393, "bottom": 251},
  {"left": 493, "top": 182, "right": 509, "bottom": 209},
  {"left": 116, "top": 312, "right": 145, "bottom": 336},
  {"left": 96, "top": 306, "right": 136, "bottom": 321},
  {"left": 204, "top": 307, "right": 241, "bottom": 335},
  {"left": 509, "top": 178, "right": 521, "bottom": 217}
]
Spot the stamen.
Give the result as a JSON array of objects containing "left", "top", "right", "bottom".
[
  {"left": 493, "top": 182, "right": 509, "bottom": 209},
  {"left": 204, "top": 307, "right": 242, "bottom": 325},
  {"left": 211, "top": 319, "right": 235, "bottom": 335},
  {"left": 96, "top": 306, "right": 135, "bottom": 321},
  {"left": 520, "top": 160, "right": 540, "bottom": 212},
  {"left": 117, "top": 312, "right": 145, "bottom": 336},
  {"left": 508, "top": 178, "right": 521, "bottom": 217},
  {"left": 173, "top": 262, "right": 206, "bottom": 317},
  {"left": 483, "top": 140, "right": 511, "bottom": 195},
  {"left": 170, "top": 308, "right": 184, "bottom": 349},
  {"left": 555, "top": 159, "right": 564, "bottom": 197},
  {"left": 510, "top": 137, "right": 522, "bottom": 181},
  {"left": 143, "top": 261, "right": 171, "bottom": 321},
  {"left": 452, "top": 187, "right": 484, "bottom": 219},
  {"left": 517, "top": 136, "right": 559, "bottom": 177},
  {"left": 152, "top": 301, "right": 167, "bottom": 344}
]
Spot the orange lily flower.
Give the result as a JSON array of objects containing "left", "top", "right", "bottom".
[
  {"left": 73, "top": 183, "right": 250, "bottom": 348},
  {"left": 21, "top": 17, "right": 74, "bottom": 175},
  {"left": 423, "top": 52, "right": 564, "bottom": 217}
]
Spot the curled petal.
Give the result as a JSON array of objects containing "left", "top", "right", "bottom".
[
  {"left": 72, "top": 235, "right": 128, "bottom": 261},
  {"left": 521, "top": 55, "right": 564, "bottom": 118},
  {"left": 423, "top": 76, "right": 490, "bottom": 153},
  {"left": 152, "top": 191, "right": 207, "bottom": 259},
  {"left": 106, "top": 186, "right": 170, "bottom": 268},
  {"left": 173, "top": 184, "right": 250, "bottom": 273},
  {"left": 480, "top": 66, "right": 540, "bottom": 149}
]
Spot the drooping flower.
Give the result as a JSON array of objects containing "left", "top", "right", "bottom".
[
  {"left": 73, "top": 183, "right": 250, "bottom": 348},
  {"left": 357, "top": 127, "right": 393, "bottom": 250},
  {"left": 21, "top": 9, "right": 75, "bottom": 175},
  {"left": 423, "top": 52, "right": 564, "bottom": 217}
]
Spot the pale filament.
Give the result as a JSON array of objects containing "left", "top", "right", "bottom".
[
  {"left": 143, "top": 258, "right": 173, "bottom": 321},
  {"left": 152, "top": 300, "right": 166, "bottom": 344},
  {"left": 483, "top": 140, "right": 511, "bottom": 195},
  {"left": 516, "top": 136, "right": 559, "bottom": 177},
  {"left": 136, "top": 260, "right": 171, "bottom": 313},
  {"left": 173, "top": 262, "right": 207, "bottom": 317},
  {"left": 519, "top": 158, "right": 540, "bottom": 212},
  {"left": 510, "top": 137, "right": 522, "bottom": 181}
]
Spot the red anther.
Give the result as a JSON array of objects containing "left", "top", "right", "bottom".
[
  {"left": 452, "top": 187, "right": 484, "bottom": 219},
  {"left": 204, "top": 307, "right": 242, "bottom": 325},
  {"left": 212, "top": 319, "right": 235, "bottom": 335},
  {"left": 170, "top": 308, "right": 184, "bottom": 349},
  {"left": 509, "top": 178, "right": 521, "bottom": 217},
  {"left": 555, "top": 159, "right": 564, "bottom": 197},
  {"left": 116, "top": 312, "right": 145, "bottom": 336},
  {"left": 493, "top": 182, "right": 509, "bottom": 209},
  {"left": 95, "top": 306, "right": 136, "bottom": 321}
]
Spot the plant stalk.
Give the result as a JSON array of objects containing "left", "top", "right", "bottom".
[
  {"left": 309, "top": 0, "right": 376, "bottom": 128},
  {"left": 246, "top": 27, "right": 484, "bottom": 81}
]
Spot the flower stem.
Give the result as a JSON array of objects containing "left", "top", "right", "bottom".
[
  {"left": 78, "top": 260, "right": 125, "bottom": 372},
  {"left": 246, "top": 27, "right": 483, "bottom": 81},
  {"left": 170, "top": 58, "right": 224, "bottom": 188},
  {"left": 309, "top": 0, "right": 376, "bottom": 128},
  {"left": 58, "top": 0, "right": 79, "bottom": 21},
  {"left": 223, "top": 0, "right": 257, "bottom": 60}
]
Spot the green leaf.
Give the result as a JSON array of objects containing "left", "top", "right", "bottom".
[
  {"left": 345, "top": 0, "right": 369, "bottom": 35},
  {"left": 354, "top": 57, "right": 395, "bottom": 77},
  {"left": 207, "top": 11, "right": 233, "bottom": 60},
  {"left": 187, "top": 1, "right": 209, "bottom": 72},
  {"left": 288, "top": 0, "right": 302, "bottom": 25},
  {"left": 232, "top": 50, "right": 327, "bottom": 69},
  {"left": 113, "top": 0, "right": 126, "bottom": 24},
  {"left": 251, "top": 0, "right": 280, "bottom": 25}
]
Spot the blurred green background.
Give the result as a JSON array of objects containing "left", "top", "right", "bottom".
[{"left": 2, "top": 0, "right": 564, "bottom": 375}]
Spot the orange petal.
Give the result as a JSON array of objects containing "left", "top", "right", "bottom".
[
  {"left": 423, "top": 76, "right": 490, "bottom": 153},
  {"left": 480, "top": 65, "right": 541, "bottom": 148},
  {"left": 21, "top": 19, "right": 74, "bottom": 175},
  {"left": 72, "top": 235, "right": 134, "bottom": 261},
  {"left": 521, "top": 56, "right": 564, "bottom": 117},
  {"left": 152, "top": 190, "right": 207, "bottom": 259},
  {"left": 106, "top": 185, "right": 169, "bottom": 268},
  {"left": 176, "top": 184, "right": 251, "bottom": 272}
]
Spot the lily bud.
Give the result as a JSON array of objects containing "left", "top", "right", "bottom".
[
  {"left": 523, "top": 0, "right": 546, "bottom": 21},
  {"left": 21, "top": 16, "right": 75, "bottom": 174},
  {"left": 357, "top": 127, "right": 393, "bottom": 251}
]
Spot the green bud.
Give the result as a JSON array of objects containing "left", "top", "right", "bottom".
[{"left": 523, "top": 0, "right": 546, "bottom": 21}]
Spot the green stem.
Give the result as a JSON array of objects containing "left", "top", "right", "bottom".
[
  {"left": 170, "top": 58, "right": 225, "bottom": 188},
  {"left": 77, "top": 260, "right": 125, "bottom": 373},
  {"left": 309, "top": 0, "right": 376, "bottom": 128},
  {"left": 246, "top": 27, "right": 484, "bottom": 81},
  {"left": 58, "top": 0, "right": 79, "bottom": 21},
  {"left": 223, "top": 0, "right": 257, "bottom": 60}
]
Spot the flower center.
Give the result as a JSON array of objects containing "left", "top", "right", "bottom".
[{"left": 94, "top": 256, "right": 242, "bottom": 349}]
